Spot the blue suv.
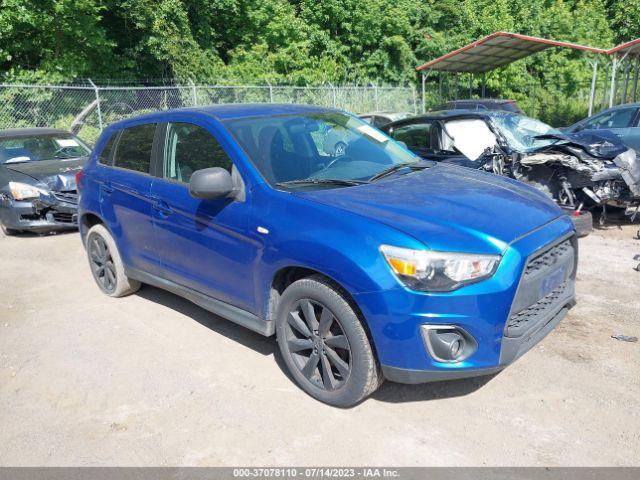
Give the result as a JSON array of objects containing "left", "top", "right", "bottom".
[{"left": 78, "top": 104, "right": 577, "bottom": 406}]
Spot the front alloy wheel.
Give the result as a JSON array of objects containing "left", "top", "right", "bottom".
[
  {"left": 276, "top": 276, "right": 381, "bottom": 407},
  {"left": 285, "top": 299, "right": 352, "bottom": 391}
]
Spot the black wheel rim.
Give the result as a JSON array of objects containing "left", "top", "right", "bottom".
[
  {"left": 89, "top": 234, "right": 116, "bottom": 293},
  {"left": 285, "top": 299, "right": 352, "bottom": 391}
]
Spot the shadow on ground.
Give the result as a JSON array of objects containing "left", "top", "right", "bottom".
[{"left": 137, "top": 283, "right": 496, "bottom": 406}]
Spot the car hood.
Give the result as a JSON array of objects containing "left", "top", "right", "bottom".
[
  {"left": 532, "top": 131, "right": 628, "bottom": 159},
  {"left": 2, "top": 157, "right": 85, "bottom": 191},
  {"left": 297, "top": 164, "right": 564, "bottom": 255}
]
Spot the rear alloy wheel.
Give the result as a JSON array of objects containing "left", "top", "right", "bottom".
[
  {"left": 85, "top": 224, "right": 140, "bottom": 297},
  {"left": 276, "top": 276, "right": 381, "bottom": 407}
]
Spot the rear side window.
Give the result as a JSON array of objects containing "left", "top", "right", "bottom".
[
  {"left": 391, "top": 123, "right": 433, "bottom": 151},
  {"left": 97, "top": 134, "right": 116, "bottom": 165},
  {"left": 164, "top": 122, "right": 232, "bottom": 183},
  {"left": 113, "top": 123, "right": 156, "bottom": 173}
]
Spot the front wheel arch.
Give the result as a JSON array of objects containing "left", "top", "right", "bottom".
[{"left": 268, "top": 266, "right": 380, "bottom": 363}]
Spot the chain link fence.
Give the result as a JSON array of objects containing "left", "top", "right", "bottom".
[{"left": 0, "top": 82, "right": 417, "bottom": 143}]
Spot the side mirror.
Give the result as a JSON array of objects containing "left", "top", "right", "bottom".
[{"left": 189, "top": 167, "right": 235, "bottom": 200}]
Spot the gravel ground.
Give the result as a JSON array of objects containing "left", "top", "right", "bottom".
[{"left": 1, "top": 224, "right": 639, "bottom": 466}]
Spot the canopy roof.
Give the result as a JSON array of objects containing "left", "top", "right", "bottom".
[
  {"left": 608, "top": 38, "right": 640, "bottom": 58},
  {"left": 416, "top": 32, "right": 613, "bottom": 73}
]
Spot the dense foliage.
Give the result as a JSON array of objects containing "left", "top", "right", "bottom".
[{"left": 0, "top": 0, "right": 636, "bottom": 124}]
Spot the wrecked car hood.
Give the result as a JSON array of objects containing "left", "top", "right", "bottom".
[
  {"left": 299, "top": 163, "right": 564, "bottom": 255},
  {"left": 532, "top": 130, "right": 628, "bottom": 159},
  {"left": 2, "top": 157, "right": 85, "bottom": 191}
]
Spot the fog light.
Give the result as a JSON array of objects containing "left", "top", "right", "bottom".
[{"left": 421, "top": 325, "right": 477, "bottom": 363}]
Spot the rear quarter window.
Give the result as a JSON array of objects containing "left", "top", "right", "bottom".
[
  {"left": 97, "top": 133, "right": 117, "bottom": 165},
  {"left": 112, "top": 123, "right": 156, "bottom": 173}
]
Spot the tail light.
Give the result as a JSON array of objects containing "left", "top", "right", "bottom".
[{"left": 75, "top": 169, "right": 84, "bottom": 191}]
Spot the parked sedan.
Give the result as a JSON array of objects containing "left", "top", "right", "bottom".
[
  {"left": 563, "top": 103, "right": 640, "bottom": 151},
  {"left": 0, "top": 128, "right": 90, "bottom": 235}
]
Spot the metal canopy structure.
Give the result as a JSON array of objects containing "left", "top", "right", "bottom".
[
  {"left": 416, "top": 32, "right": 640, "bottom": 115},
  {"left": 416, "top": 32, "right": 606, "bottom": 74}
]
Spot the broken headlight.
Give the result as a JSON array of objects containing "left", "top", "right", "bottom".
[
  {"left": 8, "top": 181, "right": 48, "bottom": 201},
  {"left": 380, "top": 245, "right": 501, "bottom": 292}
]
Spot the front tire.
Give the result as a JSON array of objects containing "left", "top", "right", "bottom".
[
  {"left": 276, "top": 275, "right": 381, "bottom": 407},
  {"left": 85, "top": 224, "right": 140, "bottom": 297}
]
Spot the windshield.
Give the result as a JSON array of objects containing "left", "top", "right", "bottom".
[
  {"left": 491, "top": 114, "right": 563, "bottom": 153},
  {"left": 225, "top": 112, "right": 418, "bottom": 187},
  {"left": 0, "top": 134, "right": 90, "bottom": 164}
]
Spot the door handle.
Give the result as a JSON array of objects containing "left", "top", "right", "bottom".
[{"left": 152, "top": 199, "right": 173, "bottom": 216}]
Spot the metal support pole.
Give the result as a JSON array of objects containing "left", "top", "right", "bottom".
[
  {"left": 328, "top": 82, "right": 337, "bottom": 108},
  {"left": 266, "top": 80, "right": 274, "bottom": 103},
  {"left": 411, "top": 85, "right": 417, "bottom": 114},
  {"left": 602, "top": 62, "right": 610, "bottom": 110},
  {"left": 189, "top": 78, "right": 198, "bottom": 106},
  {"left": 88, "top": 79, "right": 103, "bottom": 132},
  {"left": 622, "top": 62, "right": 632, "bottom": 104},
  {"left": 609, "top": 57, "right": 618, "bottom": 108},
  {"left": 588, "top": 60, "right": 598, "bottom": 117},
  {"left": 421, "top": 71, "right": 426, "bottom": 113},
  {"left": 373, "top": 82, "right": 379, "bottom": 111},
  {"left": 469, "top": 73, "right": 472, "bottom": 98},
  {"left": 632, "top": 57, "right": 639, "bottom": 103},
  {"left": 481, "top": 73, "right": 486, "bottom": 98},
  {"left": 438, "top": 73, "right": 443, "bottom": 103},
  {"left": 454, "top": 74, "right": 459, "bottom": 100}
]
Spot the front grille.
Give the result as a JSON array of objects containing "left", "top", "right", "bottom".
[
  {"left": 52, "top": 190, "right": 78, "bottom": 204},
  {"left": 506, "top": 281, "right": 569, "bottom": 337},
  {"left": 524, "top": 239, "right": 572, "bottom": 277},
  {"left": 505, "top": 235, "right": 576, "bottom": 339},
  {"left": 52, "top": 212, "right": 75, "bottom": 223}
]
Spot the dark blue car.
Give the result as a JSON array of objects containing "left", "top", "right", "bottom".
[{"left": 78, "top": 104, "right": 577, "bottom": 406}]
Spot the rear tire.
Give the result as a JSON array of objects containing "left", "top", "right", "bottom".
[
  {"left": 276, "top": 275, "right": 381, "bottom": 407},
  {"left": 85, "top": 224, "right": 141, "bottom": 297}
]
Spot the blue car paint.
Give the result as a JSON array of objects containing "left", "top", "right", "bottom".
[{"left": 79, "top": 104, "right": 576, "bottom": 380}]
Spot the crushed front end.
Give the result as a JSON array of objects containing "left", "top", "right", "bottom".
[{"left": 0, "top": 187, "right": 79, "bottom": 233}]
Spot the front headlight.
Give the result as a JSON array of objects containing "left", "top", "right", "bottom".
[
  {"left": 8, "top": 181, "right": 47, "bottom": 201},
  {"left": 380, "top": 245, "right": 501, "bottom": 292}
]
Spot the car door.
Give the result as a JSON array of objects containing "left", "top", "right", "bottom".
[
  {"left": 99, "top": 122, "right": 161, "bottom": 275},
  {"left": 149, "top": 121, "right": 258, "bottom": 313}
]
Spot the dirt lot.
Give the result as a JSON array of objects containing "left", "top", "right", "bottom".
[{"left": 1, "top": 223, "right": 639, "bottom": 466}]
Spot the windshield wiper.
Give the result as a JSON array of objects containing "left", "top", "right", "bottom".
[
  {"left": 276, "top": 178, "right": 368, "bottom": 188},
  {"left": 369, "top": 161, "right": 430, "bottom": 182}
]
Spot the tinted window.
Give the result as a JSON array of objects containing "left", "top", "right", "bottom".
[
  {"left": 164, "top": 123, "right": 232, "bottom": 183},
  {"left": 391, "top": 123, "right": 433, "bottom": 151},
  {"left": 98, "top": 134, "right": 116, "bottom": 165},
  {"left": 113, "top": 123, "right": 156, "bottom": 173},
  {"left": 584, "top": 108, "right": 636, "bottom": 130}
]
